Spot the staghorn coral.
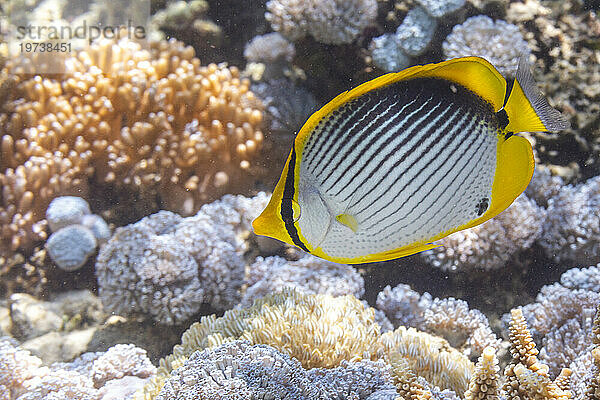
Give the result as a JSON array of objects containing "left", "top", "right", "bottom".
[
  {"left": 501, "top": 308, "right": 573, "bottom": 400},
  {"left": 586, "top": 312, "right": 600, "bottom": 400},
  {"left": 376, "top": 284, "right": 500, "bottom": 359},
  {"left": 539, "top": 176, "right": 600, "bottom": 265},
  {"left": 137, "top": 289, "right": 382, "bottom": 399},
  {"left": 463, "top": 347, "right": 501, "bottom": 400},
  {"left": 388, "top": 355, "right": 431, "bottom": 400},
  {"left": 442, "top": 15, "right": 531, "bottom": 76},
  {"left": 421, "top": 194, "right": 545, "bottom": 272},
  {"left": 0, "top": 35, "right": 266, "bottom": 252},
  {"left": 265, "top": 0, "right": 378, "bottom": 44},
  {"left": 379, "top": 326, "right": 474, "bottom": 396},
  {"left": 241, "top": 254, "right": 364, "bottom": 307}
]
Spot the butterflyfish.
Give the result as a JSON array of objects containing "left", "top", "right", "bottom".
[{"left": 252, "top": 56, "right": 569, "bottom": 264}]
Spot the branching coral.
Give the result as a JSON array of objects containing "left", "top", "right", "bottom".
[
  {"left": 150, "top": 0, "right": 223, "bottom": 50},
  {"left": 96, "top": 212, "right": 205, "bottom": 326},
  {"left": 91, "top": 344, "right": 156, "bottom": 388},
  {"left": 379, "top": 327, "right": 474, "bottom": 396},
  {"left": 463, "top": 347, "right": 501, "bottom": 400},
  {"left": 442, "top": 15, "right": 531, "bottom": 76},
  {"left": 501, "top": 308, "right": 573, "bottom": 400},
  {"left": 421, "top": 194, "right": 545, "bottom": 272},
  {"left": 376, "top": 284, "right": 500, "bottom": 359},
  {"left": 0, "top": 35, "right": 266, "bottom": 252},
  {"left": 265, "top": 0, "right": 378, "bottom": 44},
  {"left": 0, "top": 337, "right": 45, "bottom": 398}
]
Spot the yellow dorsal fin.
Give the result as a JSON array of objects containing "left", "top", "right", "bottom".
[
  {"left": 296, "top": 57, "right": 507, "bottom": 147},
  {"left": 504, "top": 56, "right": 570, "bottom": 133}
]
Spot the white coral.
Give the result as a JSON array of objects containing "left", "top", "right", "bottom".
[
  {"left": 539, "top": 176, "right": 600, "bottom": 265},
  {"left": 266, "top": 0, "right": 377, "bottom": 44},
  {"left": 242, "top": 255, "right": 364, "bottom": 307},
  {"left": 443, "top": 15, "right": 531, "bottom": 76},
  {"left": 96, "top": 193, "right": 269, "bottom": 324}
]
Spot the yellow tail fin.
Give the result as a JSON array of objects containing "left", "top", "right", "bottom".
[{"left": 503, "top": 56, "right": 570, "bottom": 133}]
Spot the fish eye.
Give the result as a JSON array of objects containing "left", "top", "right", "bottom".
[{"left": 291, "top": 199, "right": 301, "bottom": 222}]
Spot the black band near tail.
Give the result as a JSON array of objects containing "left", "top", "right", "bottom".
[
  {"left": 496, "top": 108, "right": 509, "bottom": 130},
  {"left": 281, "top": 145, "right": 310, "bottom": 252}
]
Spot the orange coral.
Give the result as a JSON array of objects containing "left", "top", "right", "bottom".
[{"left": 0, "top": 36, "right": 265, "bottom": 252}]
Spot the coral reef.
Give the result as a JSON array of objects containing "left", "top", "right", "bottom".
[
  {"left": 0, "top": 35, "right": 266, "bottom": 254},
  {"left": 442, "top": 15, "right": 531, "bottom": 76},
  {"left": 150, "top": 0, "right": 223, "bottom": 52},
  {"left": 421, "top": 194, "right": 545, "bottom": 272},
  {"left": 157, "top": 340, "right": 396, "bottom": 399},
  {"left": 241, "top": 254, "right": 364, "bottom": 306},
  {"left": 370, "top": 0, "right": 466, "bottom": 72},
  {"left": 505, "top": 0, "right": 598, "bottom": 174},
  {"left": 43, "top": 197, "right": 109, "bottom": 271},
  {"left": 0, "top": 337, "right": 155, "bottom": 399},
  {"left": 45, "top": 197, "right": 91, "bottom": 233},
  {"left": 376, "top": 284, "right": 500, "bottom": 359},
  {"left": 138, "top": 289, "right": 383, "bottom": 398},
  {"left": 539, "top": 176, "right": 600, "bottom": 265},
  {"left": 501, "top": 308, "right": 572, "bottom": 400},
  {"left": 265, "top": 0, "right": 378, "bottom": 44},
  {"left": 45, "top": 225, "right": 98, "bottom": 272},
  {"left": 96, "top": 193, "right": 268, "bottom": 324},
  {"left": 463, "top": 346, "right": 501, "bottom": 400},
  {"left": 90, "top": 343, "right": 156, "bottom": 388},
  {"left": 513, "top": 266, "right": 600, "bottom": 388},
  {"left": 250, "top": 79, "right": 319, "bottom": 136},
  {"left": 380, "top": 326, "right": 474, "bottom": 395},
  {"left": 244, "top": 32, "right": 296, "bottom": 64}
]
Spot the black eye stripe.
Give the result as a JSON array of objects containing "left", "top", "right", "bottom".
[{"left": 281, "top": 145, "right": 310, "bottom": 252}]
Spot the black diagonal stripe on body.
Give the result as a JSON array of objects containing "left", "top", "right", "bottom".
[
  {"left": 361, "top": 107, "right": 472, "bottom": 231},
  {"left": 368, "top": 115, "right": 481, "bottom": 236}
]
